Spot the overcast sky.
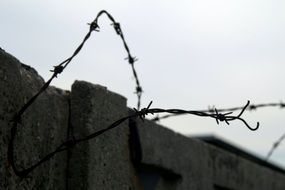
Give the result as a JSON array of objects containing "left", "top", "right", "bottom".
[{"left": 1, "top": 0, "right": 285, "bottom": 167}]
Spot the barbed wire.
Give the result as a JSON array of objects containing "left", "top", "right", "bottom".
[
  {"left": 8, "top": 100, "right": 258, "bottom": 177},
  {"left": 151, "top": 102, "right": 285, "bottom": 122},
  {"left": 8, "top": 10, "right": 141, "bottom": 178},
  {"left": 266, "top": 132, "right": 285, "bottom": 161},
  {"left": 150, "top": 102, "right": 285, "bottom": 161},
  {"left": 7, "top": 10, "right": 261, "bottom": 178},
  {"left": 95, "top": 11, "right": 142, "bottom": 109}
]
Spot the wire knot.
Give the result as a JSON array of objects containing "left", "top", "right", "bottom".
[
  {"left": 88, "top": 21, "right": 100, "bottom": 32},
  {"left": 50, "top": 65, "right": 64, "bottom": 77},
  {"left": 135, "top": 86, "right": 143, "bottom": 95},
  {"left": 214, "top": 109, "right": 232, "bottom": 125},
  {"left": 249, "top": 105, "right": 257, "bottom": 110},
  {"left": 134, "top": 101, "right": 153, "bottom": 121},
  {"left": 125, "top": 55, "right": 138, "bottom": 65}
]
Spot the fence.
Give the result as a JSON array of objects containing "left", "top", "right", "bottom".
[
  {"left": 1, "top": 47, "right": 285, "bottom": 190},
  {"left": 1, "top": 11, "right": 285, "bottom": 189}
]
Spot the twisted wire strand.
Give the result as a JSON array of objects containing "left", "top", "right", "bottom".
[
  {"left": 151, "top": 102, "right": 285, "bottom": 121},
  {"left": 94, "top": 10, "right": 142, "bottom": 109},
  {"left": 8, "top": 10, "right": 142, "bottom": 178},
  {"left": 9, "top": 100, "right": 258, "bottom": 177},
  {"left": 7, "top": 10, "right": 261, "bottom": 178}
]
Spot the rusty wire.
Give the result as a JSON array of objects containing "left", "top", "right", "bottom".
[{"left": 151, "top": 102, "right": 285, "bottom": 122}]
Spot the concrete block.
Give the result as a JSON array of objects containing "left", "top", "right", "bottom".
[
  {"left": 135, "top": 118, "right": 285, "bottom": 190},
  {"left": 0, "top": 48, "right": 69, "bottom": 190},
  {"left": 68, "top": 80, "right": 138, "bottom": 190},
  {"left": 2, "top": 46, "right": 285, "bottom": 190},
  {"left": 209, "top": 145, "right": 285, "bottom": 190},
  {"left": 135, "top": 119, "right": 213, "bottom": 190}
]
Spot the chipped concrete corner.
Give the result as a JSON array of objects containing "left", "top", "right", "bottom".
[{"left": 1, "top": 48, "right": 285, "bottom": 190}]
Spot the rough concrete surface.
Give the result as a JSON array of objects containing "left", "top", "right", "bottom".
[
  {"left": 136, "top": 119, "right": 213, "bottom": 190},
  {"left": 136, "top": 119, "right": 285, "bottom": 190},
  {"left": 209, "top": 146, "right": 285, "bottom": 190},
  {"left": 68, "top": 80, "right": 139, "bottom": 190},
  {"left": 2, "top": 47, "right": 285, "bottom": 190},
  {"left": 0, "top": 48, "right": 69, "bottom": 190}
]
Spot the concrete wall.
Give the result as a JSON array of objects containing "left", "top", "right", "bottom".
[
  {"left": 1, "top": 48, "right": 285, "bottom": 190},
  {"left": 134, "top": 119, "right": 285, "bottom": 190},
  {"left": 0, "top": 48, "right": 69, "bottom": 189},
  {"left": 68, "top": 80, "right": 139, "bottom": 190}
]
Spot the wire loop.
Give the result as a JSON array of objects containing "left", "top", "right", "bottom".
[{"left": 7, "top": 11, "right": 261, "bottom": 178}]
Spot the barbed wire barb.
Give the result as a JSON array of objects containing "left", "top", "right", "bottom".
[
  {"left": 6, "top": 10, "right": 262, "bottom": 178},
  {"left": 266, "top": 133, "right": 285, "bottom": 161},
  {"left": 151, "top": 101, "right": 285, "bottom": 122},
  {"left": 8, "top": 10, "right": 142, "bottom": 178},
  {"left": 9, "top": 98, "right": 259, "bottom": 178}
]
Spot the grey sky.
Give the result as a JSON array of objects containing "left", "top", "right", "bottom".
[{"left": 1, "top": 0, "right": 285, "bottom": 167}]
